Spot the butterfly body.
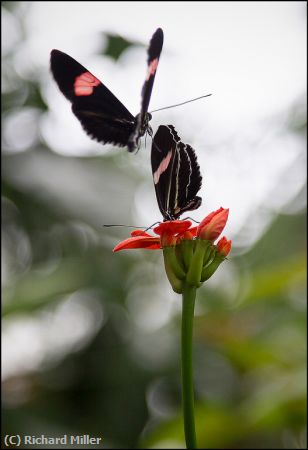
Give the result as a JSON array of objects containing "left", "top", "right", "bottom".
[
  {"left": 151, "top": 125, "right": 202, "bottom": 221},
  {"left": 127, "top": 111, "right": 153, "bottom": 152},
  {"left": 50, "top": 28, "right": 163, "bottom": 152}
]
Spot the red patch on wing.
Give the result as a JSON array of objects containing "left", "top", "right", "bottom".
[
  {"left": 147, "top": 58, "right": 158, "bottom": 80},
  {"left": 74, "top": 72, "right": 101, "bottom": 96},
  {"left": 153, "top": 150, "right": 172, "bottom": 184}
]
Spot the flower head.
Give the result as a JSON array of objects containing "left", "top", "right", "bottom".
[
  {"left": 113, "top": 220, "right": 193, "bottom": 252},
  {"left": 154, "top": 220, "right": 192, "bottom": 247},
  {"left": 113, "top": 209, "right": 231, "bottom": 293}
]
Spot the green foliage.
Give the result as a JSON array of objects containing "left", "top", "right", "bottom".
[{"left": 102, "top": 33, "right": 141, "bottom": 61}]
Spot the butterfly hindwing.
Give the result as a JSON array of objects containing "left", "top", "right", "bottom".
[
  {"left": 151, "top": 125, "right": 202, "bottom": 220},
  {"left": 151, "top": 125, "right": 179, "bottom": 218}
]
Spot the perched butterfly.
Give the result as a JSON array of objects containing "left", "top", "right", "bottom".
[
  {"left": 151, "top": 125, "right": 202, "bottom": 221},
  {"left": 50, "top": 28, "right": 164, "bottom": 152}
]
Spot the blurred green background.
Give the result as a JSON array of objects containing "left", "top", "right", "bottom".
[{"left": 2, "top": 2, "right": 306, "bottom": 449}]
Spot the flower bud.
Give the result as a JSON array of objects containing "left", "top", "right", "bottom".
[
  {"left": 216, "top": 236, "right": 232, "bottom": 257},
  {"left": 197, "top": 208, "right": 229, "bottom": 241}
]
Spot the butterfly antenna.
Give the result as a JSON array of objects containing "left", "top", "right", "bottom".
[
  {"left": 103, "top": 223, "right": 162, "bottom": 232},
  {"left": 182, "top": 216, "right": 200, "bottom": 224},
  {"left": 144, "top": 221, "right": 161, "bottom": 232},
  {"left": 150, "top": 94, "right": 212, "bottom": 113},
  {"left": 103, "top": 224, "right": 146, "bottom": 229}
]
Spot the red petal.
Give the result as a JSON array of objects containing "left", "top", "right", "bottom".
[
  {"left": 197, "top": 207, "right": 224, "bottom": 230},
  {"left": 113, "top": 235, "right": 160, "bottom": 252},
  {"left": 131, "top": 230, "right": 154, "bottom": 237},
  {"left": 153, "top": 220, "right": 192, "bottom": 236},
  {"left": 177, "top": 228, "right": 197, "bottom": 243},
  {"left": 186, "top": 226, "right": 198, "bottom": 236}
]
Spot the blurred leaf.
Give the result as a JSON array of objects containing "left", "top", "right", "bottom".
[
  {"left": 288, "top": 100, "right": 307, "bottom": 137},
  {"left": 25, "top": 82, "right": 49, "bottom": 111},
  {"left": 2, "top": 2, "right": 19, "bottom": 12},
  {"left": 238, "top": 212, "right": 306, "bottom": 269},
  {"left": 245, "top": 253, "right": 306, "bottom": 304},
  {"left": 102, "top": 33, "right": 140, "bottom": 61},
  {"left": 141, "top": 403, "right": 247, "bottom": 449},
  {"left": 142, "top": 388, "right": 306, "bottom": 449},
  {"left": 2, "top": 258, "right": 94, "bottom": 316}
]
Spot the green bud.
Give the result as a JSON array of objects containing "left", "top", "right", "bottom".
[
  {"left": 202, "top": 241, "right": 216, "bottom": 268},
  {"left": 163, "top": 247, "right": 186, "bottom": 293},
  {"left": 163, "top": 246, "right": 186, "bottom": 279},
  {"left": 201, "top": 252, "right": 225, "bottom": 281},
  {"left": 179, "top": 239, "right": 194, "bottom": 271},
  {"left": 186, "top": 239, "right": 210, "bottom": 287}
]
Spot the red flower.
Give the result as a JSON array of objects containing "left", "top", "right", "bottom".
[
  {"left": 154, "top": 220, "right": 192, "bottom": 247},
  {"left": 113, "top": 220, "right": 192, "bottom": 252},
  {"left": 113, "top": 209, "right": 232, "bottom": 290},
  {"left": 197, "top": 207, "right": 229, "bottom": 241},
  {"left": 153, "top": 220, "right": 192, "bottom": 236},
  {"left": 113, "top": 210, "right": 231, "bottom": 253}
]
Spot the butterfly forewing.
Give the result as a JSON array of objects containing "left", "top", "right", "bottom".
[
  {"left": 141, "top": 28, "right": 164, "bottom": 119},
  {"left": 151, "top": 125, "right": 202, "bottom": 221},
  {"left": 50, "top": 49, "right": 136, "bottom": 147},
  {"left": 50, "top": 28, "right": 163, "bottom": 151},
  {"left": 127, "top": 28, "right": 164, "bottom": 151}
]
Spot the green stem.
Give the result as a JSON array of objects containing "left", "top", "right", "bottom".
[{"left": 181, "top": 283, "right": 198, "bottom": 449}]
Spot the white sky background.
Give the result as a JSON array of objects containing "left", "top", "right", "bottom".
[{"left": 4, "top": 1, "right": 307, "bottom": 247}]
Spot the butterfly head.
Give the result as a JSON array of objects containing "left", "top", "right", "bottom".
[
  {"left": 127, "top": 112, "right": 153, "bottom": 152},
  {"left": 134, "top": 112, "right": 152, "bottom": 134}
]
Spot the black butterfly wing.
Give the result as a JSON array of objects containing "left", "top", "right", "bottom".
[
  {"left": 50, "top": 49, "right": 136, "bottom": 147},
  {"left": 141, "top": 28, "right": 164, "bottom": 118},
  {"left": 151, "top": 125, "right": 202, "bottom": 221},
  {"left": 128, "top": 28, "right": 164, "bottom": 151}
]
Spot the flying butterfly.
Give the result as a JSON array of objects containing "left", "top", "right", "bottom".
[
  {"left": 151, "top": 125, "right": 202, "bottom": 221},
  {"left": 50, "top": 28, "right": 164, "bottom": 152}
]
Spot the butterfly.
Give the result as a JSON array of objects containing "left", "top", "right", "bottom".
[
  {"left": 151, "top": 125, "right": 202, "bottom": 221},
  {"left": 50, "top": 28, "right": 164, "bottom": 152}
]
